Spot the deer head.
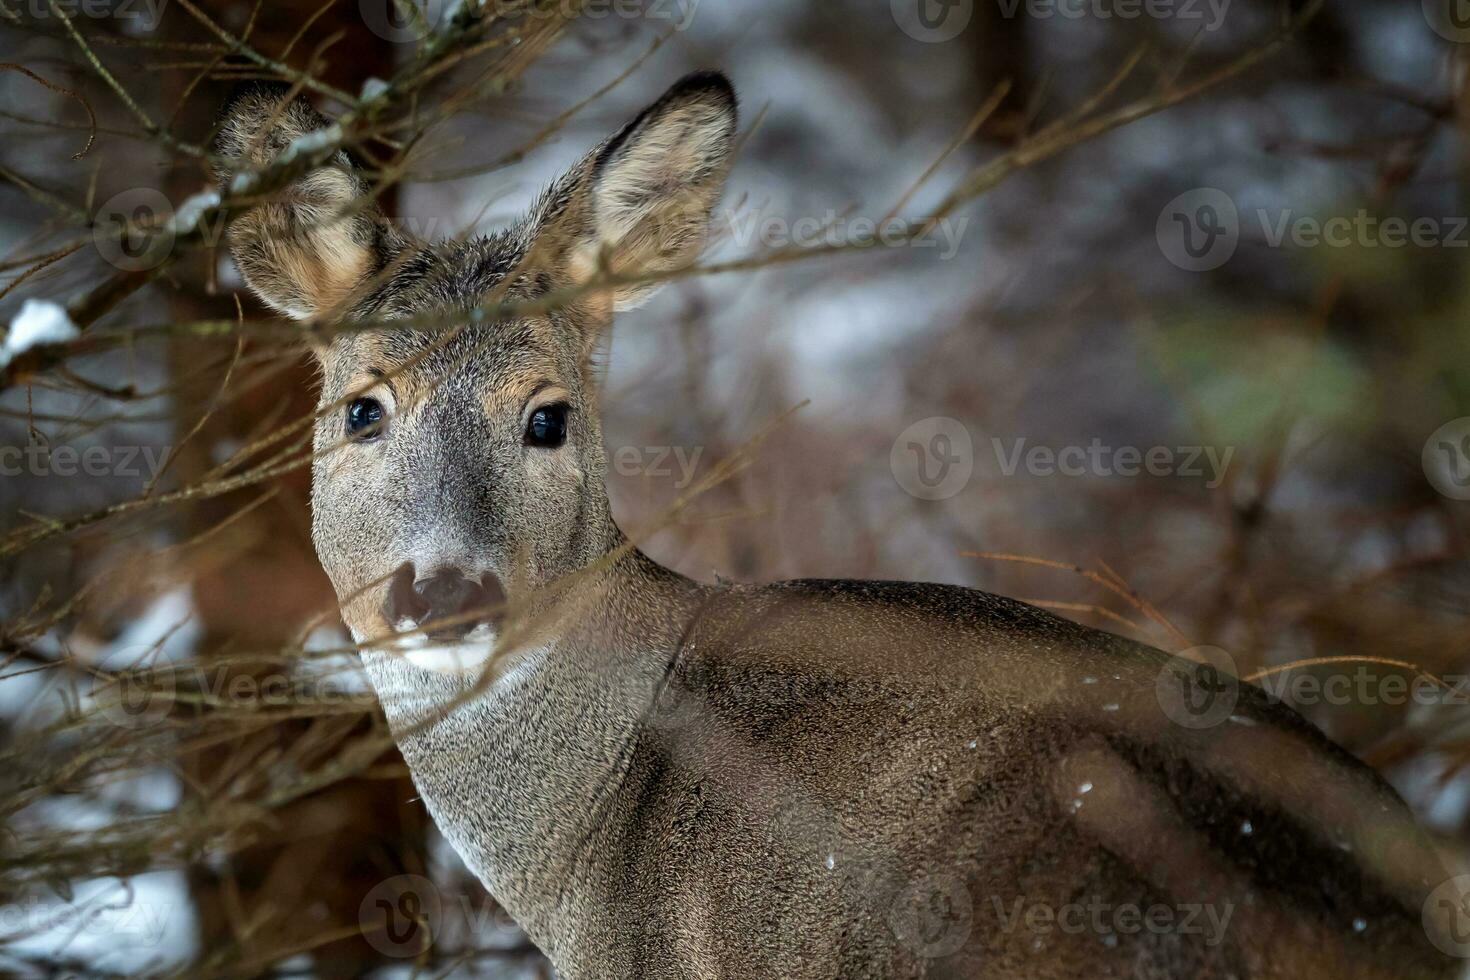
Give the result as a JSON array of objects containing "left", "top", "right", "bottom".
[{"left": 215, "top": 73, "right": 738, "bottom": 668}]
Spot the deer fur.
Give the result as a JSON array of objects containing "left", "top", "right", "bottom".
[{"left": 215, "top": 74, "right": 1460, "bottom": 979}]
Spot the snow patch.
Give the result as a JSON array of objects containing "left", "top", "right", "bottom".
[
  {"left": 360, "top": 77, "right": 390, "bottom": 102},
  {"left": 1, "top": 299, "right": 79, "bottom": 369},
  {"left": 168, "top": 190, "right": 220, "bottom": 234},
  {"left": 278, "top": 124, "right": 343, "bottom": 165}
]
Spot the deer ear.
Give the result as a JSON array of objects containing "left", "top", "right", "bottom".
[
  {"left": 213, "top": 84, "right": 386, "bottom": 320},
  {"left": 533, "top": 71, "right": 738, "bottom": 313}
]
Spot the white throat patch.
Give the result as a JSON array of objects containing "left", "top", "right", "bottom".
[{"left": 387, "top": 619, "right": 497, "bottom": 676}]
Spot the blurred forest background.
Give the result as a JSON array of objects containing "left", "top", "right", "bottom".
[{"left": 2, "top": 0, "right": 1470, "bottom": 975}]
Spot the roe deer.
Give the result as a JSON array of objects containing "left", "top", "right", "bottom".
[{"left": 215, "top": 73, "right": 1462, "bottom": 979}]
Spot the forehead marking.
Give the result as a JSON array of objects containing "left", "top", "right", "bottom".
[{"left": 334, "top": 320, "right": 567, "bottom": 419}]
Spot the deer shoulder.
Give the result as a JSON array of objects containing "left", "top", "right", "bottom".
[{"left": 602, "top": 578, "right": 1455, "bottom": 979}]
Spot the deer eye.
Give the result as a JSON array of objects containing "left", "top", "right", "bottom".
[
  {"left": 346, "top": 397, "right": 386, "bottom": 440},
  {"left": 525, "top": 404, "right": 568, "bottom": 448}
]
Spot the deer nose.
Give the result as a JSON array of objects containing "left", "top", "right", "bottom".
[{"left": 384, "top": 563, "right": 500, "bottom": 640}]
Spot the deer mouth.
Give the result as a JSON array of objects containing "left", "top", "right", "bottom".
[{"left": 381, "top": 567, "right": 509, "bottom": 676}]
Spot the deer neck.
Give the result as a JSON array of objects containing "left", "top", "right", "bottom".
[{"left": 358, "top": 536, "right": 706, "bottom": 965}]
